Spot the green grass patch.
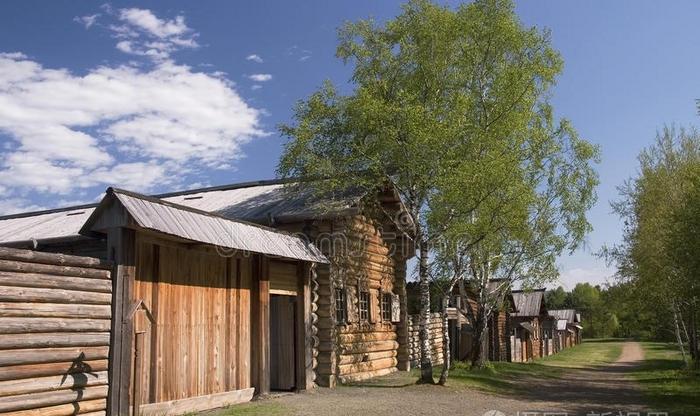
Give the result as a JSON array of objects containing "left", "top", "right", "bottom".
[
  {"left": 205, "top": 400, "right": 288, "bottom": 416},
  {"left": 633, "top": 342, "right": 700, "bottom": 416},
  {"left": 355, "top": 339, "right": 626, "bottom": 395}
]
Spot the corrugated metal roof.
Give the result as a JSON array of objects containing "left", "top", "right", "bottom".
[
  {"left": 548, "top": 309, "right": 578, "bottom": 324},
  {"left": 0, "top": 179, "right": 363, "bottom": 244},
  {"left": 511, "top": 289, "right": 546, "bottom": 317},
  {"left": 81, "top": 188, "right": 328, "bottom": 264}
]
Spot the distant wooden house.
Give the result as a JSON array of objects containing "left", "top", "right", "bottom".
[
  {"left": 446, "top": 280, "right": 517, "bottom": 363},
  {"left": 549, "top": 309, "right": 583, "bottom": 349},
  {"left": 0, "top": 179, "right": 414, "bottom": 411},
  {"left": 509, "top": 289, "right": 549, "bottom": 362}
]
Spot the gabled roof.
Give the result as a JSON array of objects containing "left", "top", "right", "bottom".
[
  {"left": 548, "top": 309, "right": 580, "bottom": 324},
  {"left": 81, "top": 188, "right": 328, "bottom": 264},
  {"left": 511, "top": 289, "right": 547, "bottom": 317},
  {"left": 0, "top": 179, "right": 368, "bottom": 245}
]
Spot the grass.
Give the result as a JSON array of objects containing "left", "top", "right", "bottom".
[
  {"left": 633, "top": 342, "right": 700, "bottom": 416},
  {"left": 348, "top": 339, "right": 625, "bottom": 395},
  {"left": 203, "top": 400, "right": 287, "bottom": 416}
]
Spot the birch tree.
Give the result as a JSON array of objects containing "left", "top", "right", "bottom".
[{"left": 278, "top": 0, "right": 586, "bottom": 382}]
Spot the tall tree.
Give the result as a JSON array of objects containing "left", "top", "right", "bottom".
[
  {"left": 278, "top": 0, "right": 596, "bottom": 382},
  {"left": 607, "top": 127, "right": 700, "bottom": 366}
]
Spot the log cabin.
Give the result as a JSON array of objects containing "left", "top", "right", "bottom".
[
  {"left": 446, "top": 280, "right": 517, "bottom": 363},
  {"left": 0, "top": 179, "right": 414, "bottom": 408},
  {"left": 509, "top": 289, "right": 549, "bottom": 362},
  {"left": 549, "top": 309, "right": 583, "bottom": 349}
]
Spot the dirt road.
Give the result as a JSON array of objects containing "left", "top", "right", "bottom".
[{"left": 223, "top": 341, "right": 650, "bottom": 416}]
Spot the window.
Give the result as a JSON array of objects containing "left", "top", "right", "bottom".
[
  {"left": 381, "top": 293, "right": 392, "bottom": 321},
  {"left": 335, "top": 288, "right": 347, "bottom": 324},
  {"left": 359, "top": 291, "right": 370, "bottom": 321}
]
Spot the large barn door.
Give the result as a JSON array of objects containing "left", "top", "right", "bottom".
[{"left": 270, "top": 295, "right": 296, "bottom": 390}]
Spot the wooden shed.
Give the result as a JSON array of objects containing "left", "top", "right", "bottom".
[
  {"left": 509, "top": 289, "right": 548, "bottom": 362},
  {"left": 446, "top": 280, "right": 517, "bottom": 363},
  {"left": 0, "top": 187, "right": 328, "bottom": 415},
  {"left": 549, "top": 309, "right": 583, "bottom": 349}
]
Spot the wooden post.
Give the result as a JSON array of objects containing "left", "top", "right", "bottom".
[
  {"left": 106, "top": 227, "right": 136, "bottom": 416},
  {"left": 251, "top": 255, "right": 270, "bottom": 395},
  {"left": 296, "top": 262, "right": 314, "bottom": 391},
  {"left": 133, "top": 331, "right": 145, "bottom": 416}
]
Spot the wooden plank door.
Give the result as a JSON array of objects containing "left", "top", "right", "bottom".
[{"left": 270, "top": 295, "right": 296, "bottom": 391}]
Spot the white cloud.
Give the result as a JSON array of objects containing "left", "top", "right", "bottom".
[
  {"left": 246, "top": 54, "right": 263, "bottom": 63},
  {"left": 248, "top": 73, "right": 272, "bottom": 82},
  {"left": 0, "top": 53, "right": 263, "bottom": 196},
  {"left": 74, "top": 14, "right": 100, "bottom": 29},
  {"left": 555, "top": 265, "right": 616, "bottom": 290},
  {"left": 251, "top": 84, "right": 262, "bottom": 91},
  {"left": 109, "top": 8, "right": 198, "bottom": 61},
  {"left": 0, "top": 198, "right": 45, "bottom": 216}
]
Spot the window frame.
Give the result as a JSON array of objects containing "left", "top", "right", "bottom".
[
  {"left": 381, "top": 292, "right": 392, "bottom": 322},
  {"left": 358, "top": 290, "right": 370, "bottom": 322},
  {"left": 335, "top": 287, "right": 347, "bottom": 325}
]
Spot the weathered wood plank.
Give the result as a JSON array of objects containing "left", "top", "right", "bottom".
[
  {"left": 0, "top": 359, "right": 108, "bottom": 382},
  {"left": 0, "top": 247, "right": 111, "bottom": 270},
  {"left": 0, "top": 370, "right": 108, "bottom": 397},
  {"left": 0, "top": 259, "right": 110, "bottom": 280},
  {"left": 0, "top": 286, "right": 112, "bottom": 305},
  {"left": 0, "top": 302, "right": 111, "bottom": 319},
  {"left": 0, "top": 271, "right": 112, "bottom": 293},
  {"left": 0, "top": 346, "right": 110, "bottom": 366},
  {"left": 2, "top": 398, "right": 106, "bottom": 416},
  {"left": 139, "top": 388, "right": 254, "bottom": 416},
  {"left": 0, "top": 318, "right": 111, "bottom": 334},
  {"left": 0, "top": 385, "right": 108, "bottom": 412},
  {"left": 0, "top": 332, "right": 110, "bottom": 350}
]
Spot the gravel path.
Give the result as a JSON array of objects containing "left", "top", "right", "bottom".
[{"left": 230, "top": 342, "right": 650, "bottom": 416}]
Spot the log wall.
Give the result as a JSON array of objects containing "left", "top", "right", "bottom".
[
  {"left": 407, "top": 313, "right": 444, "bottom": 367},
  {"left": 0, "top": 247, "right": 112, "bottom": 415}
]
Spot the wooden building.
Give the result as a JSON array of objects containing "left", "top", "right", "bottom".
[
  {"left": 509, "top": 289, "right": 549, "bottom": 362},
  {"left": 549, "top": 309, "right": 583, "bottom": 349},
  {"left": 446, "top": 280, "right": 517, "bottom": 363},
  {"left": 0, "top": 179, "right": 414, "bottom": 406}
]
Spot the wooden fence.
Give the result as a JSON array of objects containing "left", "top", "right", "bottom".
[
  {"left": 407, "top": 313, "right": 444, "bottom": 367},
  {"left": 0, "top": 247, "right": 113, "bottom": 415}
]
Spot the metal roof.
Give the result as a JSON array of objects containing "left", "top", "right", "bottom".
[
  {"left": 548, "top": 309, "right": 579, "bottom": 324},
  {"left": 556, "top": 319, "right": 568, "bottom": 331},
  {"left": 0, "top": 179, "right": 363, "bottom": 245},
  {"left": 81, "top": 188, "right": 328, "bottom": 264},
  {"left": 511, "top": 289, "right": 546, "bottom": 317}
]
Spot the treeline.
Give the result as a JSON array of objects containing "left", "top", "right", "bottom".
[{"left": 605, "top": 127, "right": 700, "bottom": 368}]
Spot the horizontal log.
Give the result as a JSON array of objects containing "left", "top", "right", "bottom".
[
  {"left": 339, "top": 357, "right": 397, "bottom": 375},
  {"left": 0, "top": 318, "right": 111, "bottom": 334},
  {"left": 338, "top": 331, "right": 397, "bottom": 344},
  {"left": 0, "top": 260, "right": 110, "bottom": 280},
  {"left": 337, "top": 366, "right": 397, "bottom": 384},
  {"left": 0, "top": 332, "right": 110, "bottom": 350},
  {"left": 4, "top": 398, "right": 106, "bottom": 416},
  {"left": 0, "top": 385, "right": 108, "bottom": 412},
  {"left": 0, "top": 303, "right": 111, "bottom": 319},
  {"left": 338, "top": 350, "right": 397, "bottom": 366},
  {"left": 339, "top": 340, "right": 399, "bottom": 355},
  {"left": 0, "top": 271, "right": 112, "bottom": 293},
  {"left": 0, "top": 286, "right": 112, "bottom": 305},
  {"left": 0, "top": 360, "right": 108, "bottom": 382},
  {"left": 0, "top": 346, "right": 110, "bottom": 366},
  {"left": 0, "top": 370, "right": 108, "bottom": 397},
  {"left": 0, "top": 248, "right": 111, "bottom": 270},
  {"left": 140, "top": 388, "right": 255, "bottom": 416}
]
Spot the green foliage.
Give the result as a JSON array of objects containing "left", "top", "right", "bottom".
[{"left": 605, "top": 127, "right": 700, "bottom": 346}]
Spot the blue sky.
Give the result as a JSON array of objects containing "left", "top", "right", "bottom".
[{"left": 1, "top": 1, "right": 699, "bottom": 289}]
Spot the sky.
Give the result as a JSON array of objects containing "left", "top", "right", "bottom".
[{"left": 1, "top": 1, "right": 700, "bottom": 290}]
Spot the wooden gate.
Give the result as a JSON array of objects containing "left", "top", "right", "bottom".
[{"left": 0, "top": 247, "right": 112, "bottom": 414}]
